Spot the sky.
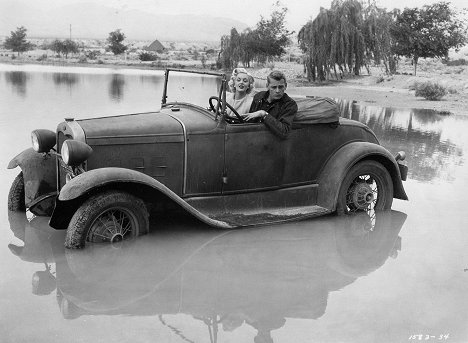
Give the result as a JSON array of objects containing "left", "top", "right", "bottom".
[{"left": 23, "top": 0, "right": 467, "bottom": 32}]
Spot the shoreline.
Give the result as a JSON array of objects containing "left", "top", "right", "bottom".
[{"left": 2, "top": 58, "right": 467, "bottom": 116}]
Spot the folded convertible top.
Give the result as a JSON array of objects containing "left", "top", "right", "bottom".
[{"left": 292, "top": 96, "right": 340, "bottom": 125}]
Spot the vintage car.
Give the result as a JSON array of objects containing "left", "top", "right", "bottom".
[{"left": 7, "top": 68, "right": 408, "bottom": 249}]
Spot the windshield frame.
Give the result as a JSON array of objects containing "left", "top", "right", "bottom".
[{"left": 161, "top": 68, "right": 228, "bottom": 120}]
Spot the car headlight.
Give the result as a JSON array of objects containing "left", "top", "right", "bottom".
[
  {"left": 61, "top": 140, "right": 93, "bottom": 166},
  {"left": 31, "top": 129, "right": 56, "bottom": 153}
]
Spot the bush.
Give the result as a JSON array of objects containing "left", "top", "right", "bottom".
[
  {"left": 36, "top": 54, "right": 48, "bottom": 62},
  {"left": 444, "top": 58, "right": 467, "bottom": 66},
  {"left": 414, "top": 81, "right": 447, "bottom": 100},
  {"left": 139, "top": 52, "right": 158, "bottom": 61},
  {"left": 84, "top": 50, "right": 100, "bottom": 60},
  {"left": 78, "top": 55, "right": 88, "bottom": 63},
  {"left": 97, "top": 59, "right": 104, "bottom": 64}
]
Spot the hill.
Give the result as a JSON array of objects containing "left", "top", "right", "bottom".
[{"left": 0, "top": 1, "right": 249, "bottom": 41}]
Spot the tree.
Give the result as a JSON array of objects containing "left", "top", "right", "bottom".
[
  {"left": 362, "top": 3, "right": 398, "bottom": 74},
  {"left": 298, "top": 0, "right": 366, "bottom": 81},
  {"left": 4, "top": 26, "right": 32, "bottom": 56},
  {"left": 50, "top": 39, "right": 63, "bottom": 57},
  {"left": 391, "top": 2, "right": 468, "bottom": 75},
  {"left": 107, "top": 29, "right": 128, "bottom": 55},
  {"left": 49, "top": 39, "right": 79, "bottom": 58},
  {"left": 218, "top": 2, "right": 293, "bottom": 69},
  {"left": 254, "top": 2, "right": 293, "bottom": 63}
]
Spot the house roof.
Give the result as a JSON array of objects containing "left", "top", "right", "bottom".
[{"left": 146, "top": 39, "right": 165, "bottom": 52}]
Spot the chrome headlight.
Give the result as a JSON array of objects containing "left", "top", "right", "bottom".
[
  {"left": 31, "top": 129, "right": 56, "bottom": 153},
  {"left": 61, "top": 140, "right": 93, "bottom": 166}
]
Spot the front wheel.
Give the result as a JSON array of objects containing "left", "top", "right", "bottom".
[
  {"left": 65, "top": 191, "right": 149, "bottom": 249},
  {"left": 8, "top": 172, "right": 26, "bottom": 211},
  {"left": 336, "top": 160, "right": 393, "bottom": 215}
]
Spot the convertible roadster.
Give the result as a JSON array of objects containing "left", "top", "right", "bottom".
[{"left": 7, "top": 68, "right": 408, "bottom": 249}]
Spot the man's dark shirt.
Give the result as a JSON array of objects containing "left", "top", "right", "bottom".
[{"left": 249, "top": 91, "right": 298, "bottom": 139}]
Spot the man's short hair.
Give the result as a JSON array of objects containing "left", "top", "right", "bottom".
[{"left": 266, "top": 70, "right": 287, "bottom": 86}]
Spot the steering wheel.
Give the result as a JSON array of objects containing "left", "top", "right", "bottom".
[{"left": 209, "top": 96, "right": 244, "bottom": 123}]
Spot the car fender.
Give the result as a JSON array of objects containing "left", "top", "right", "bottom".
[
  {"left": 49, "top": 167, "right": 233, "bottom": 230},
  {"left": 316, "top": 142, "right": 408, "bottom": 211},
  {"left": 8, "top": 148, "right": 57, "bottom": 212}
]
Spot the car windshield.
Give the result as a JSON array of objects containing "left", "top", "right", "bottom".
[{"left": 164, "top": 70, "right": 224, "bottom": 109}]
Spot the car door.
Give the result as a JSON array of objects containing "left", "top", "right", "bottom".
[{"left": 223, "top": 122, "right": 288, "bottom": 193}]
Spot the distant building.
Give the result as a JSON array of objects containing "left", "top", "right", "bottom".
[{"left": 145, "top": 39, "right": 165, "bottom": 53}]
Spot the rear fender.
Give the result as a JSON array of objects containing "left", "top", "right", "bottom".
[
  {"left": 8, "top": 148, "right": 57, "bottom": 212},
  {"left": 49, "top": 167, "right": 232, "bottom": 230},
  {"left": 317, "top": 142, "right": 408, "bottom": 211}
]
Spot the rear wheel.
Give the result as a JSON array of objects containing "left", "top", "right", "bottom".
[
  {"left": 337, "top": 160, "right": 393, "bottom": 215},
  {"left": 8, "top": 172, "right": 26, "bottom": 211},
  {"left": 65, "top": 191, "right": 149, "bottom": 249}
]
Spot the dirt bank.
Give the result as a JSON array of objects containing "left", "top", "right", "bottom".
[{"left": 250, "top": 62, "right": 468, "bottom": 116}]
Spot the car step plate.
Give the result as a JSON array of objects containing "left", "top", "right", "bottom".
[{"left": 207, "top": 205, "right": 332, "bottom": 228}]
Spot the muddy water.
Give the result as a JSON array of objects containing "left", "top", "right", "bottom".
[{"left": 0, "top": 64, "right": 467, "bottom": 343}]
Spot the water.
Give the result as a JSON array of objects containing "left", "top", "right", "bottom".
[{"left": 0, "top": 64, "right": 467, "bottom": 343}]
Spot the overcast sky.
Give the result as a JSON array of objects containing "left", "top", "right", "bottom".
[{"left": 4, "top": 0, "right": 468, "bottom": 32}]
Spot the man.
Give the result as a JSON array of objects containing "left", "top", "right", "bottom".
[{"left": 242, "top": 70, "right": 298, "bottom": 139}]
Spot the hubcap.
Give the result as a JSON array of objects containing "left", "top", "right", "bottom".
[
  {"left": 111, "top": 233, "right": 124, "bottom": 243},
  {"left": 87, "top": 208, "right": 137, "bottom": 243},
  {"left": 348, "top": 181, "right": 376, "bottom": 211}
]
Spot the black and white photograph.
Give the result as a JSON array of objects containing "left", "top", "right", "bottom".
[{"left": 0, "top": 0, "right": 467, "bottom": 342}]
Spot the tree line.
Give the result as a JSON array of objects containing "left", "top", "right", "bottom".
[
  {"left": 297, "top": 0, "right": 467, "bottom": 79},
  {"left": 219, "top": 0, "right": 467, "bottom": 78},
  {"left": 3, "top": 1, "right": 467, "bottom": 78},
  {"left": 2, "top": 27, "right": 128, "bottom": 58}
]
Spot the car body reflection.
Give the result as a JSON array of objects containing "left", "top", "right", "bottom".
[{"left": 7, "top": 210, "right": 406, "bottom": 342}]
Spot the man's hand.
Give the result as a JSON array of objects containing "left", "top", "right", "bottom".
[{"left": 242, "top": 110, "right": 268, "bottom": 122}]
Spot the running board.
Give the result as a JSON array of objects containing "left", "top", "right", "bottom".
[{"left": 205, "top": 205, "right": 332, "bottom": 227}]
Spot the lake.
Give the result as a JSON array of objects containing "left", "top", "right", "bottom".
[{"left": 0, "top": 64, "right": 467, "bottom": 343}]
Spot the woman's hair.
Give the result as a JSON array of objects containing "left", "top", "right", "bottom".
[{"left": 228, "top": 67, "right": 255, "bottom": 94}]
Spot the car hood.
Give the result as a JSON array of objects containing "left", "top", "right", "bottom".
[{"left": 77, "top": 111, "right": 183, "bottom": 141}]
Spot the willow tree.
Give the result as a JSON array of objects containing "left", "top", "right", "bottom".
[
  {"left": 362, "top": 3, "right": 398, "bottom": 74},
  {"left": 298, "top": 0, "right": 366, "bottom": 81},
  {"left": 329, "top": 0, "right": 365, "bottom": 75},
  {"left": 298, "top": 8, "right": 334, "bottom": 81}
]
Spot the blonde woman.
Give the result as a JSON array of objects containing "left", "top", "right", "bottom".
[{"left": 225, "top": 68, "right": 255, "bottom": 119}]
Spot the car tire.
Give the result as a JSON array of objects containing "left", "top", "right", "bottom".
[
  {"left": 65, "top": 191, "right": 149, "bottom": 249},
  {"left": 336, "top": 160, "right": 393, "bottom": 215},
  {"left": 8, "top": 172, "right": 26, "bottom": 211}
]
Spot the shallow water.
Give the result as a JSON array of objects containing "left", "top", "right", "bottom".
[{"left": 0, "top": 64, "right": 467, "bottom": 343}]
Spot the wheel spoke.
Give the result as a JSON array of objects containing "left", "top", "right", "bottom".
[
  {"left": 121, "top": 221, "right": 132, "bottom": 236},
  {"left": 98, "top": 216, "right": 116, "bottom": 235},
  {"left": 91, "top": 231, "right": 111, "bottom": 241},
  {"left": 110, "top": 211, "right": 121, "bottom": 234}
]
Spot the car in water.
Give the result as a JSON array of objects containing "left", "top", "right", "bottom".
[{"left": 7, "top": 68, "right": 408, "bottom": 249}]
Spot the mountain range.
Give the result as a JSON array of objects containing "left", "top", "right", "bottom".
[{"left": 0, "top": 1, "right": 249, "bottom": 42}]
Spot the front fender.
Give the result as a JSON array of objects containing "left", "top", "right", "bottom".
[
  {"left": 49, "top": 167, "right": 232, "bottom": 230},
  {"left": 8, "top": 148, "right": 57, "bottom": 211},
  {"left": 317, "top": 142, "right": 408, "bottom": 211}
]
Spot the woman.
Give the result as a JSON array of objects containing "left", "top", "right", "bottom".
[{"left": 225, "top": 68, "right": 255, "bottom": 119}]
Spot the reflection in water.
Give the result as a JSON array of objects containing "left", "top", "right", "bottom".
[
  {"left": 52, "top": 73, "right": 79, "bottom": 88},
  {"left": 109, "top": 74, "right": 125, "bottom": 101},
  {"left": 338, "top": 100, "right": 465, "bottom": 182},
  {"left": 5, "top": 71, "right": 29, "bottom": 97},
  {"left": 8, "top": 210, "right": 406, "bottom": 342}
]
